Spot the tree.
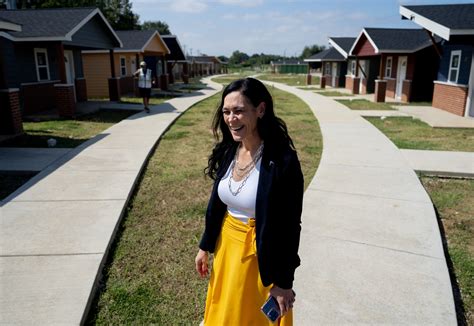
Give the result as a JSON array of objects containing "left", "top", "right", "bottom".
[
  {"left": 13, "top": 0, "right": 140, "bottom": 30},
  {"left": 229, "top": 50, "right": 249, "bottom": 65},
  {"left": 141, "top": 20, "right": 171, "bottom": 34},
  {"left": 218, "top": 55, "right": 229, "bottom": 63},
  {"left": 300, "top": 44, "right": 326, "bottom": 59}
]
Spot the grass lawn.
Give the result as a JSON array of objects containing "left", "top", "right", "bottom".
[
  {"left": 87, "top": 88, "right": 322, "bottom": 324},
  {"left": 297, "top": 86, "right": 320, "bottom": 90},
  {"left": 366, "top": 117, "right": 474, "bottom": 152},
  {"left": 211, "top": 72, "right": 258, "bottom": 85},
  {"left": 259, "top": 73, "right": 319, "bottom": 86},
  {"left": 0, "top": 172, "right": 37, "bottom": 201},
  {"left": 3, "top": 110, "right": 137, "bottom": 148},
  {"left": 421, "top": 177, "right": 473, "bottom": 325},
  {"left": 120, "top": 96, "right": 172, "bottom": 106},
  {"left": 315, "top": 91, "right": 354, "bottom": 97},
  {"left": 337, "top": 99, "right": 396, "bottom": 110}
]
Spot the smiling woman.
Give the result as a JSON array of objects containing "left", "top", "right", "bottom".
[{"left": 196, "top": 78, "right": 303, "bottom": 325}]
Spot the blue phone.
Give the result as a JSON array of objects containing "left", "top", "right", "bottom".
[{"left": 261, "top": 296, "right": 281, "bottom": 323}]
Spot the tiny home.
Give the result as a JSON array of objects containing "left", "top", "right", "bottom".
[
  {"left": 0, "top": 7, "right": 121, "bottom": 136},
  {"left": 82, "top": 30, "right": 170, "bottom": 97},
  {"left": 400, "top": 3, "right": 474, "bottom": 117}
]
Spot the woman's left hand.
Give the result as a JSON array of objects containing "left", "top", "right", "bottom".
[{"left": 269, "top": 285, "right": 295, "bottom": 316}]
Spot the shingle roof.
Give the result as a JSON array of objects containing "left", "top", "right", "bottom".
[
  {"left": 0, "top": 7, "right": 95, "bottom": 38},
  {"left": 115, "top": 30, "right": 155, "bottom": 50},
  {"left": 403, "top": 4, "right": 474, "bottom": 30},
  {"left": 162, "top": 35, "right": 186, "bottom": 61},
  {"left": 304, "top": 48, "right": 344, "bottom": 62},
  {"left": 329, "top": 37, "right": 356, "bottom": 54},
  {"left": 364, "top": 28, "right": 436, "bottom": 52}
]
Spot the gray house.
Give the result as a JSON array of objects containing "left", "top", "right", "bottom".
[
  {"left": 400, "top": 3, "right": 474, "bottom": 117},
  {"left": 0, "top": 7, "right": 122, "bottom": 136}
]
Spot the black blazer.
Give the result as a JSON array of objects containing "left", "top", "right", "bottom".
[{"left": 199, "top": 142, "right": 304, "bottom": 289}]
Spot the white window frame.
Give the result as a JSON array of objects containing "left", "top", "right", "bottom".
[
  {"left": 120, "top": 56, "right": 127, "bottom": 76},
  {"left": 34, "top": 48, "right": 50, "bottom": 81},
  {"left": 385, "top": 56, "right": 392, "bottom": 78},
  {"left": 325, "top": 62, "right": 330, "bottom": 75},
  {"left": 448, "top": 50, "right": 461, "bottom": 84}
]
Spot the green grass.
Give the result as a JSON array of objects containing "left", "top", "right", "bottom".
[
  {"left": 337, "top": 99, "right": 396, "bottom": 110},
  {"left": 297, "top": 86, "right": 320, "bottom": 90},
  {"left": 366, "top": 117, "right": 474, "bottom": 152},
  {"left": 87, "top": 88, "right": 322, "bottom": 324},
  {"left": 4, "top": 110, "right": 137, "bottom": 148},
  {"left": 211, "top": 72, "right": 257, "bottom": 85},
  {"left": 259, "top": 73, "right": 319, "bottom": 86},
  {"left": 120, "top": 97, "right": 171, "bottom": 106},
  {"left": 421, "top": 177, "right": 473, "bottom": 325},
  {"left": 314, "top": 91, "right": 354, "bottom": 97}
]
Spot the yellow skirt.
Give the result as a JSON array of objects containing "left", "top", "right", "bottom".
[{"left": 204, "top": 212, "right": 293, "bottom": 325}]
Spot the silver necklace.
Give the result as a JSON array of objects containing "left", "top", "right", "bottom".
[{"left": 228, "top": 142, "right": 264, "bottom": 196}]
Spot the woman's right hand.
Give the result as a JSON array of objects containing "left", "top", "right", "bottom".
[{"left": 195, "top": 249, "right": 209, "bottom": 278}]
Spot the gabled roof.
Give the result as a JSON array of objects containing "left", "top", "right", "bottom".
[
  {"left": 0, "top": 7, "right": 121, "bottom": 47},
  {"left": 162, "top": 35, "right": 186, "bottom": 61},
  {"left": 304, "top": 48, "right": 344, "bottom": 62},
  {"left": 328, "top": 37, "right": 356, "bottom": 58},
  {"left": 0, "top": 17, "right": 21, "bottom": 32},
  {"left": 400, "top": 4, "right": 474, "bottom": 40},
  {"left": 114, "top": 30, "right": 170, "bottom": 54},
  {"left": 189, "top": 55, "right": 221, "bottom": 64},
  {"left": 349, "top": 28, "right": 437, "bottom": 55}
]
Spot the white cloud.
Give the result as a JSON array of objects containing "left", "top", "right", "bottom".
[
  {"left": 169, "top": 0, "right": 208, "bottom": 13},
  {"left": 217, "top": 0, "right": 264, "bottom": 7}
]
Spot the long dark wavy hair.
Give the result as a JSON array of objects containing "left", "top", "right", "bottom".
[{"left": 205, "top": 77, "right": 295, "bottom": 180}]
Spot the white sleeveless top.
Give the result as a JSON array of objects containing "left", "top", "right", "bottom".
[
  {"left": 138, "top": 68, "right": 152, "bottom": 88},
  {"left": 217, "top": 158, "right": 261, "bottom": 223}
]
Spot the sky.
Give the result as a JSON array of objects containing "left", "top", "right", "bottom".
[{"left": 132, "top": 0, "right": 473, "bottom": 57}]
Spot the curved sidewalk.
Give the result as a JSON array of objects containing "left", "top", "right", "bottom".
[
  {"left": 262, "top": 81, "right": 457, "bottom": 324},
  {"left": 0, "top": 78, "right": 222, "bottom": 324}
]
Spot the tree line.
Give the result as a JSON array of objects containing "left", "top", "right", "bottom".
[{"left": 224, "top": 44, "right": 326, "bottom": 66}]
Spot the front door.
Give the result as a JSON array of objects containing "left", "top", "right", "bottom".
[
  {"left": 64, "top": 50, "right": 76, "bottom": 102},
  {"left": 396, "top": 56, "right": 407, "bottom": 100},
  {"left": 332, "top": 62, "right": 337, "bottom": 87},
  {"left": 465, "top": 52, "right": 474, "bottom": 117},
  {"left": 358, "top": 60, "right": 368, "bottom": 94}
]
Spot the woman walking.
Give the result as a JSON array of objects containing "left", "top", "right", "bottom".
[{"left": 195, "top": 77, "right": 304, "bottom": 325}]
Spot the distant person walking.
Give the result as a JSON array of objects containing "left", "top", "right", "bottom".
[{"left": 134, "top": 61, "right": 155, "bottom": 113}]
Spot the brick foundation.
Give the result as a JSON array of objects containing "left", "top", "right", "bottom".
[
  {"left": 159, "top": 74, "right": 169, "bottom": 90},
  {"left": 306, "top": 74, "right": 312, "bottom": 85},
  {"left": 374, "top": 80, "right": 387, "bottom": 102},
  {"left": 349, "top": 77, "right": 360, "bottom": 94},
  {"left": 21, "top": 81, "right": 58, "bottom": 115},
  {"left": 345, "top": 76, "right": 353, "bottom": 92},
  {"left": 320, "top": 75, "right": 326, "bottom": 89},
  {"left": 108, "top": 77, "right": 121, "bottom": 102},
  {"left": 360, "top": 78, "right": 368, "bottom": 94},
  {"left": 386, "top": 78, "right": 396, "bottom": 98},
  {"left": 0, "top": 88, "right": 23, "bottom": 135},
  {"left": 432, "top": 82, "right": 468, "bottom": 116},
  {"left": 119, "top": 76, "right": 134, "bottom": 95},
  {"left": 402, "top": 80, "right": 412, "bottom": 103},
  {"left": 54, "top": 84, "right": 76, "bottom": 118},
  {"left": 75, "top": 78, "right": 87, "bottom": 102}
]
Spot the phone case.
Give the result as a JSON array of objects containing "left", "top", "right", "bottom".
[{"left": 261, "top": 296, "right": 281, "bottom": 323}]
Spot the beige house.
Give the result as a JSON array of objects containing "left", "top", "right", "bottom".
[{"left": 82, "top": 30, "right": 170, "bottom": 98}]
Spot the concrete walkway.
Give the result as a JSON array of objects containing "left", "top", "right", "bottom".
[
  {"left": 0, "top": 78, "right": 222, "bottom": 324},
  {"left": 396, "top": 105, "right": 474, "bottom": 128},
  {"left": 401, "top": 149, "right": 474, "bottom": 178},
  {"left": 260, "top": 80, "right": 457, "bottom": 324}
]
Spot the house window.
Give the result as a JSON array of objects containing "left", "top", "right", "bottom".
[
  {"left": 325, "top": 62, "right": 330, "bottom": 75},
  {"left": 349, "top": 60, "right": 356, "bottom": 76},
  {"left": 448, "top": 50, "right": 461, "bottom": 83},
  {"left": 34, "top": 48, "right": 50, "bottom": 81},
  {"left": 385, "top": 57, "right": 392, "bottom": 77},
  {"left": 120, "top": 56, "right": 127, "bottom": 76}
]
